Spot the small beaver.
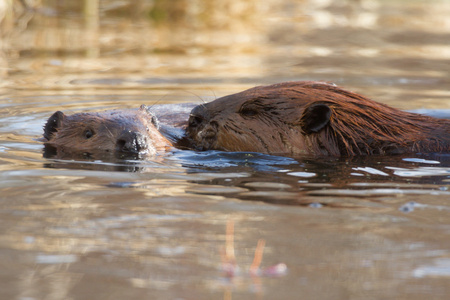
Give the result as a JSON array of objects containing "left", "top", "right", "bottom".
[
  {"left": 43, "top": 105, "right": 172, "bottom": 159},
  {"left": 187, "top": 81, "right": 450, "bottom": 156}
]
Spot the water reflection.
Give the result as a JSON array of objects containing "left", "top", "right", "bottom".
[
  {"left": 39, "top": 147, "right": 450, "bottom": 210},
  {"left": 1, "top": 0, "right": 450, "bottom": 299},
  {"left": 2, "top": 0, "right": 450, "bottom": 107}
]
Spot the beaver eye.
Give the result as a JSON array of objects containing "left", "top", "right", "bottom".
[
  {"left": 239, "top": 106, "right": 259, "bottom": 117},
  {"left": 84, "top": 129, "right": 94, "bottom": 139}
]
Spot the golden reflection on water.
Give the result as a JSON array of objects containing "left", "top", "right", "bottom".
[
  {"left": 1, "top": 0, "right": 449, "bottom": 109},
  {"left": 1, "top": 1, "right": 450, "bottom": 299}
]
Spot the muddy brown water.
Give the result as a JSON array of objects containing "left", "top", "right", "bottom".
[{"left": 1, "top": 0, "right": 450, "bottom": 299}]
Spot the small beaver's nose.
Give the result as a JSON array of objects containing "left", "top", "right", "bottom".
[{"left": 116, "top": 130, "right": 148, "bottom": 153}]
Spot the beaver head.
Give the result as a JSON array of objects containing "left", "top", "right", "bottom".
[
  {"left": 187, "top": 81, "right": 450, "bottom": 156},
  {"left": 43, "top": 105, "right": 172, "bottom": 159}
]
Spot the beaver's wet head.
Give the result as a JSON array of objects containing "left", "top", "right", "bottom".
[
  {"left": 186, "top": 88, "right": 314, "bottom": 153},
  {"left": 43, "top": 106, "right": 171, "bottom": 160}
]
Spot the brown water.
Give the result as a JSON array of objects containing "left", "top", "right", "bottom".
[{"left": 1, "top": 0, "right": 450, "bottom": 299}]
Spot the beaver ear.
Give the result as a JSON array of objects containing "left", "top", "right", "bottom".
[
  {"left": 139, "top": 105, "right": 160, "bottom": 129},
  {"left": 300, "top": 103, "right": 331, "bottom": 134},
  {"left": 43, "top": 111, "right": 65, "bottom": 140}
]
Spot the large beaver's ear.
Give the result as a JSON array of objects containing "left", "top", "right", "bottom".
[
  {"left": 43, "top": 111, "right": 65, "bottom": 140},
  {"left": 300, "top": 103, "right": 331, "bottom": 134},
  {"left": 140, "top": 104, "right": 160, "bottom": 129}
]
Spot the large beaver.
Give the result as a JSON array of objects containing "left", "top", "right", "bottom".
[
  {"left": 187, "top": 81, "right": 450, "bottom": 156},
  {"left": 43, "top": 105, "right": 173, "bottom": 159}
]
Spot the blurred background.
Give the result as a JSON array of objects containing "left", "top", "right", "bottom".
[
  {"left": 1, "top": 1, "right": 450, "bottom": 300},
  {"left": 1, "top": 0, "right": 450, "bottom": 107}
]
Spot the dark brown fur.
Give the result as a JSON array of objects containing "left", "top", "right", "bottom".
[
  {"left": 187, "top": 81, "right": 450, "bottom": 156},
  {"left": 43, "top": 105, "right": 172, "bottom": 159}
]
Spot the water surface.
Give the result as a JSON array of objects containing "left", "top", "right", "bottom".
[{"left": 1, "top": 0, "right": 449, "bottom": 299}]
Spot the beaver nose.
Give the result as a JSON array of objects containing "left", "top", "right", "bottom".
[
  {"left": 198, "top": 121, "right": 219, "bottom": 139},
  {"left": 116, "top": 130, "right": 148, "bottom": 153}
]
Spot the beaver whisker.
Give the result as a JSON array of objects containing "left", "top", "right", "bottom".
[
  {"left": 208, "top": 88, "right": 217, "bottom": 101},
  {"left": 181, "top": 89, "right": 208, "bottom": 104},
  {"left": 147, "top": 99, "right": 162, "bottom": 111},
  {"left": 249, "top": 129, "right": 270, "bottom": 152},
  {"left": 103, "top": 123, "right": 114, "bottom": 140},
  {"left": 147, "top": 94, "right": 171, "bottom": 110}
]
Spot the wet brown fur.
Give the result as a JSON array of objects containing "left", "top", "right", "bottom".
[
  {"left": 43, "top": 105, "right": 172, "bottom": 159},
  {"left": 187, "top": 81, "right": 450, "bottom": 156}
]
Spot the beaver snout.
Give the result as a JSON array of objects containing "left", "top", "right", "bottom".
[
  {"left": 196, "top": 121, "right": 217, "bottom": 138},
  {"left": 189, "top": 121, "right": 217, "bottom": 150},
  {"left": 187, "top": 105, "right": 222, "bottom": 150},
  {"left": 116, "top": 130, "right": 149, "bottom": 154}
]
